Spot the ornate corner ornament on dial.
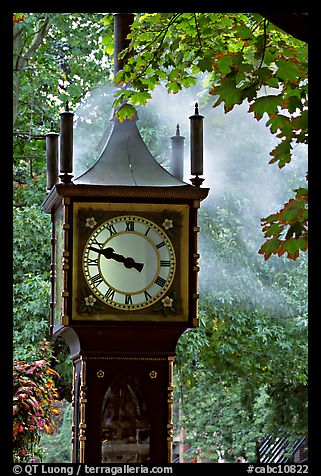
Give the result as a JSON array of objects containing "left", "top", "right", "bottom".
[{"left": 72, "top": 202, "right": 189, "bottom": 322}]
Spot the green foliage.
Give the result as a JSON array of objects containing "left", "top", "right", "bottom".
[
  {"left": 13, "top": 13, "right": 108, "bottom": 127},
  {"left": 13, "top": 205, "right": 51, "bottom": 282},
  {"left": 175, "top": 299, "right": 307, "bottom": 461},
  {"left": 40, "top": 400, "right": 72, "bottom": 463},
  {"left": 13, "top": 201, "right": 73, "bottom": 383},
  {"left": 13, "top": 276, "right": 50, "bottom": 360},
  {"left": 117, "top": 103, "right": 138, "bottom": 122},
  {"left": 175, "top": 372, "right": 271, "bottom": 462},
  {"left": 259, "top": 187, "right": 308, "bottom": 260},
  {"left": 174, "top": 195, "right": 307, "bottom": 461},
  {"left": 13, "top": 12, "right": 111, "bottom": 208},
  {"left": 104, "top": 13, "right": 308, "bottom": 261},
  {"left": 13, "top": 204, "right": 51, "bottom": 359},
  {"left": 13, "top": 340, "right": 60, "bottom": 463},
  {"left": 249, "top": 95, "right": 283, "bottom": 120},
  {"left": 13, "top": 12, "right": 107, "bottom": 390}
]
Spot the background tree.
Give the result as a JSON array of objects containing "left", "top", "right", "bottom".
[
  {"left": 13, "top": 12, "right": 109, "bottom": 198},
  {"left": 172, "top": 89, "right": 307, "bottom": 461},
  {"left": 13, "top": 11, "right": 109, "bottom": 359}
]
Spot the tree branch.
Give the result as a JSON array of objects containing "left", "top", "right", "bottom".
[
  {"left": 193, "top": 13, "right": 203, "bottom": 50},
  {"left": 258, "top": 19, "right": 268, "bottom": 69},
  {"left": 13, "top": 131, "right": 46, "bottom": 140},
  {"left": 118, "top": 13, "right": 182, "bottom": 92},
  {"left": 24, "top": 18, "right": 51, "bottom": 62}
]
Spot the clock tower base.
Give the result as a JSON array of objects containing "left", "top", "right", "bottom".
[{"left": 58, "top": 325, "right": 185, "bottom": 463}]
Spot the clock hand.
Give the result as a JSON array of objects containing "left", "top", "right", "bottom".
[{"left": 88, "top": 247, "right": 144, "bottom": 273}]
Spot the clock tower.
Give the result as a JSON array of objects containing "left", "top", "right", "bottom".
[{"left": 43, "top": 13, "right": 209, "bottom": 463}]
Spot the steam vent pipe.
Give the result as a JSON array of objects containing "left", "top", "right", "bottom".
[
  {"left": 59, "top": 100, "right": 74, "bottom": 183},
  {"left": 45, "top": 125, "right": 59, "bottom": 191},
  {"left": 171, "top": 124, "right": 185, "bottom": 181},
  {"left": 113, "top": 13, "right": 135, "bottom": 76},
  {"left": 189, "top": 102, "right": 204, "bottom": 177}
]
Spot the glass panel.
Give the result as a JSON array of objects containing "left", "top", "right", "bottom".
[{"left": 101, "top": 372, "right": 150, "bottom": 463}]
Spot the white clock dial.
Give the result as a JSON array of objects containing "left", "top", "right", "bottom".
[{"left": 82, "top": 216, "right": 176, "bottom": 310}]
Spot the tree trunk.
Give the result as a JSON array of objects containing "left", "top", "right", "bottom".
[{"left": 13, "top": 18, "right": 51, "bottom": 127}]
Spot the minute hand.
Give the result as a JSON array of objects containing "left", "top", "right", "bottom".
[{"left": 89, "top": 246, "right": 144, "bottom": 273}]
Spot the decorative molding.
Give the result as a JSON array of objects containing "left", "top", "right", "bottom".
[
  {"left": 71, "top": 364, "right": 76, "bottom": 462},
  {"left": 191, "top": 206, "right": 200, "bottom": 327},
  {"left": 167, "top": 357, "right": 174, "bottom": 463},
  {"left": 42, "top": 184, "right": 209, "bottom": 213},
  {"left": 79, "top": 358, "right": 87, "bottom": 463},
  {"left": 61, "top": 198, "right": 70, "bottom": 325},
  {"left": 85, "top": 356, "right": 168, "bottom": 361},
  {"left": 49, "top": 215, "right": 56, "bottom": 333}
]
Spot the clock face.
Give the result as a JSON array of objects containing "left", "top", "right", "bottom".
[{"left": 82, "top": 215, "right": 176, "bottom": 310}]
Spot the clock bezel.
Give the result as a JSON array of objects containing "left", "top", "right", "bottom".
[
  {"left": 82, "top": 214, "right": 176, "bottom": 311},
  {"left": 72, "top": 201, "right": 190, "bottom": 323}
]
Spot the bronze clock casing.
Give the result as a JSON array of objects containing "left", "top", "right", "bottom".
[{"left": 44, "top": 183, "right": 208, "bottom": 332}]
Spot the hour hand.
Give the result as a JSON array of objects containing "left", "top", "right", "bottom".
[
  {"left": 89, "top": 246, "right": 144, "bottom": 272},
  {"left": 123, "top": 256, "right": 144, "bottom": 273}
]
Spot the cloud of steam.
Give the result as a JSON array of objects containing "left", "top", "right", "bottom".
[
  {"left": 73, "top": 84, "right": 114, "bottom": 179},
  {"left": 72, "top": 80, "right": 308, "bottom": 316}
]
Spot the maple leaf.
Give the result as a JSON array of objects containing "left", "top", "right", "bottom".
[
  {"left": 211, "top": 77, "right": 243, "bottom": 113},
  {"left": 276, "top": 58, "right": 301, "bottom": 82},
  {"left": 116, "top": 104, "right": 137, "bottom": 123},
  {"left": 259, "top": 188, "right": 308, "bottom": 260},
  {"left": 269, "top": 140, "right": 292, "bottom": 168},
  {"left": 248, "top": 95, "right": 282, "bottom": 121},
  {"left": 266, "top": 114, "right": 291, "bottom": 135}
]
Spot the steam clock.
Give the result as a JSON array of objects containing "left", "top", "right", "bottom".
[{"left": 42, "top": 13, "right": 209, "bottom": 463}]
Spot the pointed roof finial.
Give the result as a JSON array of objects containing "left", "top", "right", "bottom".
[
  {"left": 195, "top": 102, "right": 199, "bottom": 115},
  {"left": 176, "top": 124, "right": 180, "bottom": 136},
  {"left": 65, "top": 100, "right": 69, "bottom": 112}
]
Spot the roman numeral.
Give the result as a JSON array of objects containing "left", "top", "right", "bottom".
[
  {"left": 125, "top": 294, "right": 133, "bottom": 305},
  {"left": 105, "top": 287, "right": 115, "bottom": 300},
  {"left": 155, "top": 276, "right": 166, "bottom": 287},
  {"left": 156, "top": 241, "right": 165, "bottom": 249},
  {"left": 91, "top": 273, "right": 103, "bottom": 286},
  {"left": 125, "top": 221, "right": 134, "bottom": 231},
  {"left": 144, "top": 290, "right": 152, "bottom": 300},
  {"left": 106, "top": 224, "right": 117, "bottom": 236},
  {"left": 160, "top": 260, "right": 170, "bottom": 267},
  {"left": 144, "top": 227, "right": 151, "bottom": 236},
  {"left": 87, "top": 257, "right": 98, "bottom": 266},
  {"left": 92, "top": 237, "right": 103, "bottom": 248}
]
